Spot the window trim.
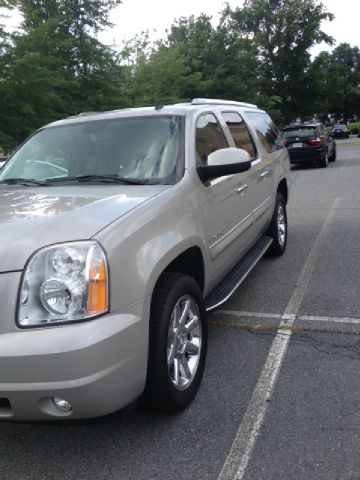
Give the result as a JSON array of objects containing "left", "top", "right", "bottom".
[
  {"left": 245, "top": 110, "right": 279, "bottom": 154},
  {"left": 194, "top": 111, "right": 229, "bottom": 166},
  {"left": 221, "top": 110, "right": 258, "bottom": 161}
]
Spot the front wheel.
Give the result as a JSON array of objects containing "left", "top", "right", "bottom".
[
  {"left": 143, "top": 273, "right": 207, "bottom": 413},
  {"left": 267, "top": 193, "right": 287, "bottom": 257}
]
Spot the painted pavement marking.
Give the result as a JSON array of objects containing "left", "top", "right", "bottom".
[{"left": 217, "top": 197, "right": 342, "bottom": 480}]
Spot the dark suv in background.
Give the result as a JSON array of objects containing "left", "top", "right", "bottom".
[
  {"left": 282, "top": 122, "right": 336, "bottom": 168},
  {"left": 332, "top": 124, "right": 349, "bottom": 139}
]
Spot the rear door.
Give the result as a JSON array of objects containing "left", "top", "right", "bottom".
[{"left": 224, "top": 110, "right": 274, "bottom": 232}]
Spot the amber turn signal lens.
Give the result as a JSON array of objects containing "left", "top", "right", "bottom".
[{"left": 87, "top": 253, "right": 108, "bottom": 315}]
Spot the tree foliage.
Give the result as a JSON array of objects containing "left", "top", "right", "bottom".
[
  {"left": 0, "top": 0, "right": 360, "bottom": 152},
  {"left": 222, "top": 0, "right": 334, "bottom": 121},
  {"left": 308, "top": 44, "right": 360, "bottom": 120},
  {"left": 0, "top": 0, "right": 122, "bottom": 151}
]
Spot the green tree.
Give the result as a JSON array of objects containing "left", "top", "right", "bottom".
[
  {"left": 326, "top": 43, "right": 360, "bottom": 120},
  {"left": 207, "top": 24, "right": 260, "bottom": 103},
  {"left": 165, "top": 14, "right": 260, "bottom": 102},
  {"left": 309, "top": 44, "right": 360, "bottom": 121},
  {"left": 0, "top": 0, "right": 17, "bottom": 151},
  {"left": 0, "top": 0, "right": 123, "bottom": 151},
  {"left": 129, "top": 43, "right": 203, "bottom": 105},
  {"left": 223, "top": 0, "right": 334, "bottom": 122},
  {"left": 120, "top": 25, "right": 210, "bottom": 105},
  {"left": 17, "top": 0, "right": 123, "bottom": 104},
  {"left": 166, "top": 14, "right": 217, "bottom": 98}
]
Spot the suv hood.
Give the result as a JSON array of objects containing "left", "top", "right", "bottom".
[{"left": 0, "top": 185, "right": 168, "bottom": 272}]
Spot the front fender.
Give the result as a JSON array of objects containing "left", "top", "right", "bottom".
[{"left": 95, "top": 182, "right": 208, "bottom": 312}]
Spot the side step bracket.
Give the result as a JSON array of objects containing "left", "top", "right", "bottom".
[{"left": 205, "top": 236, "right": 273, "bottom": 312}]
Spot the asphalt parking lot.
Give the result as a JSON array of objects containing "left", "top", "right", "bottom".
[{"left": 0, "top": 138, "right": 359, "bottom": 480}]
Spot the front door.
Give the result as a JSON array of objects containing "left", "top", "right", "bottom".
[{"left": 195, "top": 113, "right": 254, "bottom": 266}]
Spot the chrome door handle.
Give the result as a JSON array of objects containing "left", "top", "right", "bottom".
[
  {"left": 236, "top": 183, "right": 248, "bottom": 194},
  {"left": 259, "top": 169, "right": 271, "bottom": 179}
]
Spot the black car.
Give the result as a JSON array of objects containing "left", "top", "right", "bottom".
[
  {"left": 332, "top": 124, "right": 349, "bottom": 139},
  {"left": 282, "top": 123, "right": 336, "bottom": 168}
]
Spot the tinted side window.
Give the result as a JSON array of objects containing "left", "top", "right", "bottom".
[
  {"left": 245, "top": 111, "right": 279, "bottom": 153},
  {"left": 222, "top": 111, "right": 256, "bottom": 160},
  {"left": 195, "top": 113, "right": 227, "bottom": 165}
]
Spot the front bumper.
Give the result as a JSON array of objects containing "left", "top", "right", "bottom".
[{"left": 0, "top": 300, "right": 150, "bottom": 421}]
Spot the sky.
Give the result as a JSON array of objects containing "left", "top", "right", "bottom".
[
  {"left": 98, "top": 0, "right": 360, "bottom": 55},
  {"left": 1, "top": 0, "right": 359, "bottom": 56}
]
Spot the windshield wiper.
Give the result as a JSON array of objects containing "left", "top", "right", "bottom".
[
  {"left": 48, "top": 175, "right": 151, "bottom": 185},
  {"left": 0, "top": 178, "right": 51, "bottom": 186}
]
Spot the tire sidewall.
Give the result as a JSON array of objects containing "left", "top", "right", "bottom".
[
  {"left": 144, "top": 273, "right": 207, "bottom": 412},
  {"left": 320, "top": 151, "right": 328, "bottom": 167},
  {"left": 268, "top": 193, "right": 287, "bottom": 256}
]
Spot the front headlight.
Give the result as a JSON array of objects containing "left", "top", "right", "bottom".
[{"left": 18, "top": 241, "right": 109, "bottom": 327}]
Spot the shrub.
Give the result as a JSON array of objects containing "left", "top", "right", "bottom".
[{"left": 348, "top": 122, "right": 360, "bottom": 134}]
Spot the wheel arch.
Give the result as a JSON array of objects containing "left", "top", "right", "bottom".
[
  {"left": 153, "top": 246, "right": 205, "bottom": 296},
  {"left": 277, "top": 178, "right": 288, "bottom": 204}
]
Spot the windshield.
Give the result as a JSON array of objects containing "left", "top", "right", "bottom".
[
  {"left": 282, "top": 127, "right": 317, "bottom": 139},
  {"left": 0, "top": 115, "right": 183, "bottom": 185}
]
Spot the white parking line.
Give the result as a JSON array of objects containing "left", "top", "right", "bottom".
[
  {"left": 217, "top": 197, "right": 342, "bottom": 480},
  {"left": 340, "top": 151, "right": 358, "bottom": 172},
  {"left": 340, "top": 159, "right": 352, "bottom": 172},
  {"left": 215, "top": 310, "right": 360, "bottom": 326},
  {"left": 215, "top": 310, "right": 282, "bottom": 320},
  {"left": 299, "top": 314, "right": 360, "bottom": 325}
]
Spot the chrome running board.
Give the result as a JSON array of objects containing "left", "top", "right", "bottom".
[{"left": 205, "top": 236, "right": 273, "bottom": 312}]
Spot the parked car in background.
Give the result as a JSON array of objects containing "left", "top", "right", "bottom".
[
  {"left": 282, "top": 122, "right": 336, "bottom": 168},
  {"left": 332, "top": 124, "right": 349, "bottom": 139}
]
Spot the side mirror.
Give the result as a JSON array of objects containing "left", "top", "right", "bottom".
[{"left": 197, "top": 148, "right": 251, "bottom": 183}]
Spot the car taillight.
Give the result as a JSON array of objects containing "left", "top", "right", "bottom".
[{"left": 308, "top": 138, "right": 321, "bottom": 147}]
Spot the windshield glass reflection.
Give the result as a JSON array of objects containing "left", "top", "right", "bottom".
[{"left": 0, "top": 116, "right": 183, "bottom": 186}]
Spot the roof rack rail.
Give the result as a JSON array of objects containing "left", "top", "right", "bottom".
[
  {"left": 77, "top": 111, "right": 103, "bottom": 117},
  {"left": 66, "top": 111, "right": 103, "bottom": 119},
  {"left": 191, "top": 98, "right": 258, "bottom": 109}
]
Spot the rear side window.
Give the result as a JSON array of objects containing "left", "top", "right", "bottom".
[
  {"left": 221, "top": 112, "right": 256, "bottom": 160},
  {"left": 195, "top": 113, "right": 228, "bottom": 165},
  {"left": 245, "top": 111, "right": 279, "bottom": 153}
]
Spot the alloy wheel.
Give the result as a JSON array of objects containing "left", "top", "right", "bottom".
[
  {"left": 167, "top": 295, "right": 202, "bottom": 391},
  {"left": 277, "top": 204, "right": 286, "bottom": 247}
]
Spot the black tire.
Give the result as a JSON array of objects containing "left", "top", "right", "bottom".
[
  {"left": 328, "top": 144, "right": 336, "bottom": 162},
  {"left": 142, "top": 273, "right": 207, "bottom": 413},
  {"left": 319, "top": 150, "right": 328, "bottom": 168},
  {"left": 267, "top": 193, "right": 287, "bottom": 257}
]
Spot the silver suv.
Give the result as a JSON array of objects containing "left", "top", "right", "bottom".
[{"left": 0, "top": 99, "right": 290, "bottom": 420}]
